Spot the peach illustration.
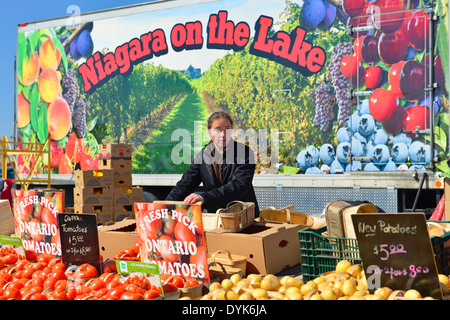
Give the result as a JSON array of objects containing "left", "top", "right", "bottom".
[
  {"left": 17, "top": 92, "right": 31, "bottom": 129},
  {"left": 39, "top": 38, "right": 61, "bottom": 70},
  {"left": 18, "top": 52, "right": 40, "bottom": 86},
  {"left": 47, "top": 97, "right": 72, "bottom": 141},
  {"left": 38, "top": 67, "right": 61, "bottom": 103}
]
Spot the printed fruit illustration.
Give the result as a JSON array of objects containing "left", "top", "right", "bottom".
[
  {"left": 65, "top": 132, "right": 85, "bottom": 164},
  {"left": 342, "top": 0, "right": 365, "bottom": 16},
  {"left": 17, "top": 92, "right": 31, "bottom": 129},
  {"left": 388, "top": 61, "right": 406, "bottom": 98},
  {"left": 317, "top": 2, "right": 336, "bottom": 30},
  {"left": 378, "top": 31, "right": 408, "bottom": 66},
  {"left": 399, "top": 60, "right": 426, "bottom": 101},
  {"left": 39, "top": 38, "right": 61, "bottom": 70},
  {"left": 368, "top": 88, "right": 398, "bottom": 121},
  {"left": 340, "top": 54, "right": 359, "bottom": 78},
  {"left": 381, "top": 104, "right": 405, "bottom": 135},
  {"left": 19, "top": 52, "right": 40, "bottom": 86},
  {"left": 38, "top": 68, "right": 62, "bottom": 103},
  {"left": 359, "top": 35, "right": 379, "bottom": 63},
  {"left": 407, "top": 10, "right": 430, "bottom": 51},
  {"left": 76, "top": 29, "right": 94, "bottom": 57},
  {"left": 364, "top": 66, "right": 383, "bottom": 89},
  {"left": 371, "top": 0, "right": 405, "bottom": 33},
  {"left": 403, "top": 105, "right": 430, "bottom": 137},
  {"left": 47, "top": 97, "right": 72, "bottom": 141},
  {"left": 300, "top": 0, "right": 327, "bottom": 29}
]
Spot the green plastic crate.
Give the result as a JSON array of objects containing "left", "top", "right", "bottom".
[
  {"left": 298, "top": 224, "right": 450, "bottom": 282},
  {"left": 298, "top": 226, "right": 361, "bottom": 281}
]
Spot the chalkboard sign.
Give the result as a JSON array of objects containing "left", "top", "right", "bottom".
[
  {"left": 57, "top": 213, "right": 102, "bottom": 275},
  {"left": 352, "top": 213, "right": 442, "bottom": 299}
]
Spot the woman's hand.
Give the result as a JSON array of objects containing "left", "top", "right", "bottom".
[{"left": 183, "top": 193, "right": 205, "bottom": 205}]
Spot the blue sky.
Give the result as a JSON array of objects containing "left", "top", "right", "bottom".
[{"left": 0, "top": 0, "right": 149, "bottom": 141}]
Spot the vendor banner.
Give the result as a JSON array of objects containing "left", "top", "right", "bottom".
[
  {"left": 12, "top": 190, "right": 64, "bottom": 256},
  {"left": 134, "top": 202, "right": 209, "bottom": 286},
  {"left": 16, "top": 0, "right": 449, "bottom": 176}
]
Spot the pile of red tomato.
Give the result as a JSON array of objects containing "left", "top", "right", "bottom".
[{"left": 0, "top": 241, "right": 198, "bottom": 300}]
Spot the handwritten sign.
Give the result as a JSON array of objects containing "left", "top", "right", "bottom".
[
  {"left": 352, "top": 213, "right": 442, "bottom": 299},
  {"left": 57, "top": 213, "right": 101, "bottom": 274}
]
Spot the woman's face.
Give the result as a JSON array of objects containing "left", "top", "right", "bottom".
[{"left": 209, "top": 117, "right": 232, "bottom": 149}]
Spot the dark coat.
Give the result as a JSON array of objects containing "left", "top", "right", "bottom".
[{"left": 166, "top": 140, "right": 260, "bottom": 216}]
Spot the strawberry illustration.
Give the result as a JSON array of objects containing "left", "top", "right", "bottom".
[
  {"left": 50, "top": 140, "right": 64, "bottom": 167},
  {"left": 80, "top": 153, "right": 99, "bottom": 171},
  {"left": 58, "top": 154, "right": 73, "bottom": 174},
  {"left": 65, "top": 132, "right": 84, "bottom": 164}
]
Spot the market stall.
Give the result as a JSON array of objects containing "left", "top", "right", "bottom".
[{"left": 1, "top": 155, "right": 449, "bottom": 301}]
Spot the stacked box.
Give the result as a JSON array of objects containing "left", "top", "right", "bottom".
[
  {"left": 74, "top": 169, "right": 115, "bottom": 224},
  {"left": 97, "top": 144, "right": 142, "bottom": 221},
  {"left": 98, "top": 143, "right": 132, "bottom": 160}
]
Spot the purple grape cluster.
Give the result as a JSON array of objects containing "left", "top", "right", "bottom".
[
  {"left": 310, "top": 82, "right": 335, "bottom": 132},
  {"left": 61, "top": 69, "right": 79, "bottom": 112},
  {"left": 73, "top": 98, "right": 89, "bottom": 138},
  {"left": 328, "top": 42, "right": 352, "bottom": 126}
]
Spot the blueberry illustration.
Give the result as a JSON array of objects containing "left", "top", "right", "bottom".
[
  {"left": 305, "top": 166, "right": 322, "bottom": 174},
  {"left": 337, "top": 127, "right": 351, "bottom": 143},
  {"left": 319, "top": 143, "right": 335, "bottom": 165},
  {"left": 382, "top": 160, "right": 398, "bottom": 171},
  {"left": 296, "top": 150, "right": 307, "bottom": 171},
  {"left": 364, "top": 163, "right": 380, "bottom": 171},
  {"left": 330, "top": 158, "right": 344, "bottom": 174},
  {"left": 408, "top": 141, "right": 428, "bottom": 164},
  {"left": 305, "top": 145, "right": 320, "bottom": 167},
  {"left": 372, "top": 144, "right": 390, "bottom": 166},
  {"left": 372, "top": 128, "right": 388, "bottom": 145},
  {"left": 336, "top": 142, "right": 351, "bottom": 164},
  {"left": 351, "top": 138, "right": 364, "bottom": 157},
  {"left": 364, "top": 143, "right": 375, "bottom": 163},
  {"left": 408, "top": 164, "right": 426, "bottom": 171},
  {"left": 348, "top": 112, "right": 360, "bottom": 133},
  {"left": 346, "top": 160, "right": 362, "bottom": 172},
  {"left": 393, "top": 133, "right": 412, "bottom": 147},
  {"left": 358, "top": 114, "right": 375, "bottom": 136},
  {"left": 358, "top": 99, "right": 370, "bottom": 115},
  {"left": 391, "top": 142, "right": 409, "bottom": 163}
]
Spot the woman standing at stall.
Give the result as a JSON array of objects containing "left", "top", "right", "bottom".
[{"left": 166, "top": 111, "right": 260, "bottom": 216}]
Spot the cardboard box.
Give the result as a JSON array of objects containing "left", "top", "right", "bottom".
[
  {"left": 113, "top": 187, "right": 143, "bottom": 205},
  {"left": 0, "top": 200, "right": 14, "bottom": 236},
  {"left": 113, "top": 205, "right": 134, "bottom": 221},
  {"left": 99, "top": 158, "right": 132, "bottom": 171},
  {"left": 113, "top": 171, "right": 132, "bottom": 188},
  {"left": 97, "top": 219, "right": 138, "bottom": 259},
  {"left": 75, "top": 169, "right": 114, "bottom": 188},
  {"left": 444, "top": 178, "right": 450, "bottom": 220},
  {"left": 73, "top": 187, "right": 113, "bottom": 206},
  {"left": 99, "top": 143, "right": 132, "bottom": 159},
  {"left": 205, "top": 222, "right": 301, "bottom": 275},
  {"left": 73, "top": 204, "right": 114, "bottom": 224}
]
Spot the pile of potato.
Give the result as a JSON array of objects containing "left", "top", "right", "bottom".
[{"left": 190, "top": 260, "right": 449, "bottom": 300}]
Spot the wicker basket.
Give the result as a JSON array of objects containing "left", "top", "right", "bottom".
[
  {"left": 180, "top": 283, "right": 203, "bottom": 299},
  {"left": 217, "top": 201, "right": 255, "bottom": 232},
  {"left": 208, "top": 250, "right": 247, "bottom": 276},
  {"left": 259, "top": 206, "right": 314, "bottom": 229},
  {"left": 208, "top": 261, "right": 243, "bottom": 282}
]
